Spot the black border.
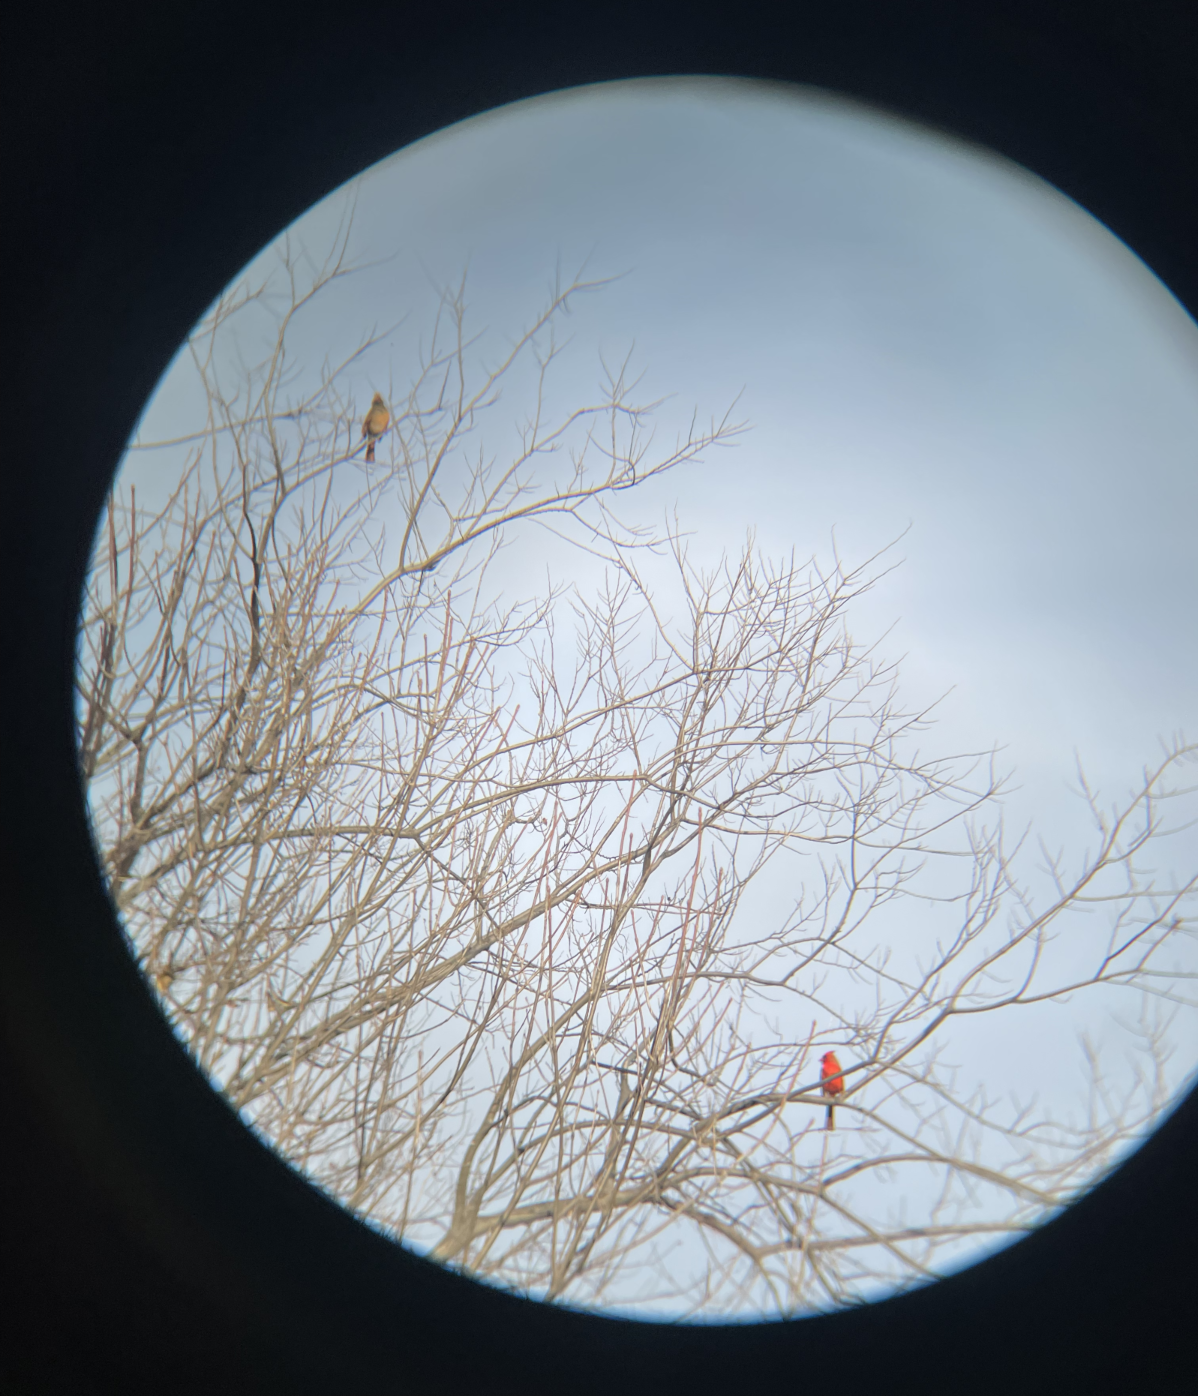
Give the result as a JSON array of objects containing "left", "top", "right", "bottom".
[{"left": 3, "top": 2, "right": 1197, "bottom": 1391}]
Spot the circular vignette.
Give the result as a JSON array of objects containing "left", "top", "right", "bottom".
[
  {"left": 88, "top": 76, "right": 1198, "bottom": 1321},
  {"left": 4, "top": 4, "right": 1198, "bottom": 1393}
]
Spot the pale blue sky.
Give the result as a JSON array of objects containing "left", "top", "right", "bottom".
[
  {"left": 140, "top": 75, "right": 1197, "bottom": 837},
  {"left": 124, "top": 75, "right": 1198, "bottom": 1311}
]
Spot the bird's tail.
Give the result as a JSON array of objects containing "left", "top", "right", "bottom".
[
  {"left": 825, "top": 1104, "right": 835, "bottom": 1131},
  {"left": 365, "top": 441, "right": 376, "bottom": 463}
]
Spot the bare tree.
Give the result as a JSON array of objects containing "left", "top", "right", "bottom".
[{"left": 76, "top": 235, "right": 1198, "bottom": 1318}]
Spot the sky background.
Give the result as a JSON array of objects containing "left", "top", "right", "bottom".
[{"left": 122, "top": 76, "right": 1198, "bottom": 1309}]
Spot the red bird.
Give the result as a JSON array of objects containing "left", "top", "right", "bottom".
[
  {"left": 361, "top": 393, "right": 390, "bottom": 463},
  {"left": 820, "top": 1050, "right": 845, "bottom": 1130}
]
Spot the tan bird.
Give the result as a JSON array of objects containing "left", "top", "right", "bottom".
[{"left": 361, "top": 392, "right": 390, "bottom": 463}]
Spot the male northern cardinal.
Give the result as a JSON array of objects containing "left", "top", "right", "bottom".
[
  {"left": 820, "top": 1050, "right": 844, "bottom": 1130},
  {"left": 361, "top": 392, "right": 390, "bottom": 463}
]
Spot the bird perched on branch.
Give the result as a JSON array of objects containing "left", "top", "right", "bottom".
[
  {"left": 820, "top": 1050, "right": 844, "bottom": 1130},
  {"left": 361, "top": 392, "right": 390, "bottom": 463}
]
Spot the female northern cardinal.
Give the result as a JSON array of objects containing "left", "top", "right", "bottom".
[
  {"left": 361, "top": 393, "right": 390, "bottom": 463},
  {"left": 820, "top": 1050, "right": 844, "bottom": 1130}
]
